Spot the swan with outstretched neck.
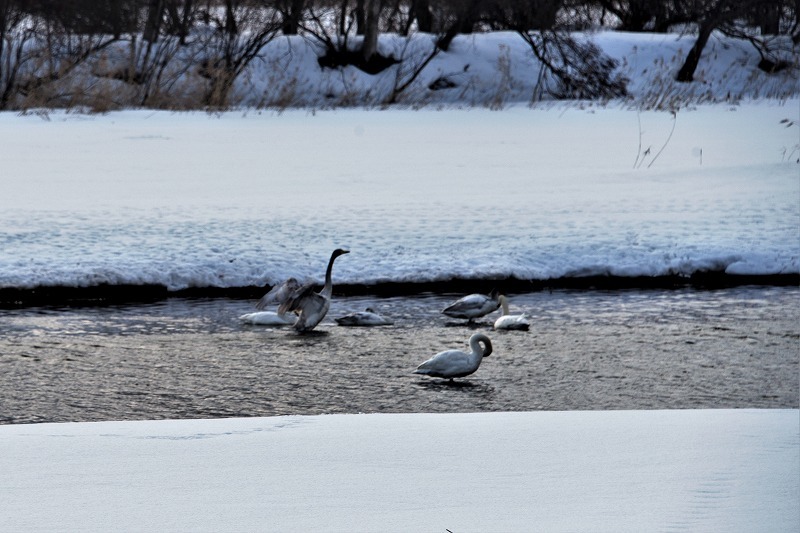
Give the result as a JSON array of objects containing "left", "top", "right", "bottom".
[
  {"left": 413, "top": 333, "right": 493, "bottom": 380},
  {"left": 493, "top": 295, "right": 530, "bottom": 331},
  {"left": 255, "top": 248, "right": 349, "bottom": 333}
]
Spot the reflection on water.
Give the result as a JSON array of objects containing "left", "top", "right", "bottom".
[{"left": 0, "top": 286, "right": 797, "bottom": 424}]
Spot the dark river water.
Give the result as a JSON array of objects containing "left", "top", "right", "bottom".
[{"left": 1, "top": 286, "right": 797, "bottom": 424}]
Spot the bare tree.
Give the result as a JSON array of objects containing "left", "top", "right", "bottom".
[
  {"left": 304, "top": 0, "right": 398, "bottom": 72},
  {"left": 275, "top": 0, "right": 307, "bottom": 34},
  {"left": 198, "top": 0, "right": 283, "bottom": 107},
  {"left": 0, "top": 0, "right": 29, "bottom": 109},
  {"left": 0, "top": 2, "right": 121, "bottom": 109},
  {"left": 593, "top": 0, "right": 693, "bottom": 32}
]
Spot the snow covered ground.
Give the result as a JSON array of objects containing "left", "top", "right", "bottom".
[
  {"left": 1, "top": 101, "right": 798, "bottom": 295},
  {"left": 1, "top": 410, "right": 797, "bottom": 532}
]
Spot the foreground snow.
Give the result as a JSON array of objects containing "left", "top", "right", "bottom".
[{"left": 2, "top": 410, "right": 797, "bottom": 531}]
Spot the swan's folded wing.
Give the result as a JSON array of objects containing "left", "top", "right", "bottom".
[
  {"left": 256, "top": 278, "right": 301, "bottom": 310},
  {"left": 414, "top": 350, "right": 469, "bottom": 376},
  {"left": 443, "top": 294, "right": 493, "bottom": 316},
  {"left": 445, "top": 294, "right": 484, "bottom": 310}
]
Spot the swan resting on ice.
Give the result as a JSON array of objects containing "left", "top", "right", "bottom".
[
  {"left": 442, "top": 289, "right": 502, "bottom": 323},
  {"left": 239, "top": 311, "right": 296, "bottom": 326},
  {"left": 255, "top": 248, "right": 350, "bottom": 333},
  {"left": 413, "top": 333, "right": 493, "bottom": 380},
  {"left": 493, "top": 295, "right": 530, "bottom": 331},
  {"left": 335, "top": 308, "right": 393, "bottom": 326}
]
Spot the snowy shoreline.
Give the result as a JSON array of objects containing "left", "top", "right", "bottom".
[{"left": 1, "top": 272, "right": 799, "bottom": 308}]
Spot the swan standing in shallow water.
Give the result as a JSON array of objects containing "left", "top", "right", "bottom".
[
  {"left": 493, "top": 295, "right": 530, "bottom": 331},
  {"left": 255, "top": 248, "right": 349, "bottom": 333},
  {"left": 442, "top": 289, "right": 502, "bottom": 323},
  {"left": 335, "top": 308, "right": 393, "bottom": 326},
  {"left": 414, "top": 333, "right": 493, "bottom": 380}
]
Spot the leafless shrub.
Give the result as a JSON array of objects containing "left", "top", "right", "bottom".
[
  {"left": 194, "top": 3, "right": 283, "bottom": 108},
  {"left": 519, "top": 30, "right": 628, "bottom": 101}
]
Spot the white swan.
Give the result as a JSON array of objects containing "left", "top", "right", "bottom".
[
  {"left": 255, "top": 248, "right": 350, "bottom": 333},
  {"left": 493, "top": 295, "right": 530, "bottom": 331},
  {"left": 442, "top": 289, "right": 501, "bottom": 323},
  {"left": 335, "top": 308, "right": 393, "bottom": 326},
  {"left": 413, "top": 333, "right": 493, "bottom": 380},
  {"left": 239, "top": 311, "right": 296, "bottom": 326}
]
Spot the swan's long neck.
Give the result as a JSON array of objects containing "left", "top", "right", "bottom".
[
  {"left": 499, "top": 295, "right": 510, "bottom": 315},
  {"left": 469, "top": 333, "right": 493, "bottom": 358},
  {"left": 320, "top": 251, "right": 339, "bottom": 299}
]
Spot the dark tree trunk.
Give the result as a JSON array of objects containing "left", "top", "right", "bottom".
[
  {"left": 361, "top": 0, "right": 380, "bottom": 61},
  {"left": 164, "top": 0, "right": 194, "bottom": 44},
  {"left": 224, "top": 0, "right": 237, "bottom": 35},
  {"left": 410, "top": 0, "right": 432, "bottom": 33},
  {"left": 355, "top": 0, "right": 366, "bottom": 35},
  {"left": 144, "top": 0, "right": 164, "bottom": 42},
  {"left": 281, "top": 0, "right": 305, "bottom": 35},
  {"left": 755, "top": 2, "right": 780, "bottom": 35},
  {"left": 676, "top": 18, "right": 715, "bottom": 82},
  {"left": 436, "top": 0, "right": 481, "bottom": 51}
]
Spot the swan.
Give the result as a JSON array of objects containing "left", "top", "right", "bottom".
[
  {"left": 255, "top": 248, "right": 350, "bottom": 333},
  {"left": 414, "top": 333, "right": 493, "bottom": 380},
  {"left": 442, "top": 289, "right": 501, "bottom": 323},
  {"left": 239, "top": 311, "right": 296, "bottom": 326},
  {"left": 335, "top": 308, "right": 393, "bottom": 326},
  {"left": 493, "top": 295, "right": 530, "bottom": 331}
]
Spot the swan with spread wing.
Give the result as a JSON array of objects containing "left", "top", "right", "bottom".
[{"left": 255, "top": 248, "right": 349, "bottom": 333}]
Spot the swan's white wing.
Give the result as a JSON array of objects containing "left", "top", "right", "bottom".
[
  {"left": 277, "top": 283, "right": 318, "bottom": 315},
  {"left": 256, "top": 278, "right": 301, "bottom": 310}
]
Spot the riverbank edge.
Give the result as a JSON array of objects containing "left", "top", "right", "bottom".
[{"left": 2, "top": 272, "right": 797, "bottom": 308}]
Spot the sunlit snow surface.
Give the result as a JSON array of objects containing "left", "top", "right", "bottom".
[{"left": 1, "top": 102, "right": 798, "bottom": 292}]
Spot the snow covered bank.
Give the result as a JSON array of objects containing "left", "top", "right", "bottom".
[
  {"left": 234, "top": 31, "right": 800, "bottom": 109},
  {"left": 14, "top": 31, "right": 800, "bottom": 111},
  {"left": 1, "top": 410, "right": 798, "bottom": 532},
  {"left": 1, "top": 101, "right": 798, "bottom": 306}
]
